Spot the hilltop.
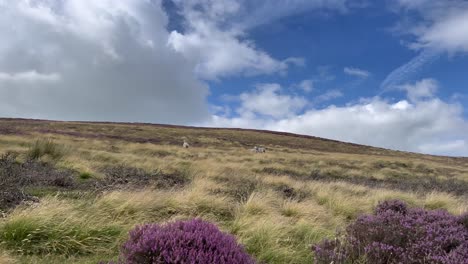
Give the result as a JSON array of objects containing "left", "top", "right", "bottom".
[{"left": 0, "top": 118, "right": 467, "bottom": 263}]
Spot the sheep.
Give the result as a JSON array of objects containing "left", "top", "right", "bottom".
[
  {"left": 256, "top": 147, "right": 266, "bottom": 153},
  {"left": 250, "top": 146, "right": 266, "bottom": 153},
  {"left": 183, "top": 140, "right": 190, "bottom": 148}
]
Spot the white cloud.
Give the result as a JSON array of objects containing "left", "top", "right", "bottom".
[
  {"left": 380, "top": 49, "right": 440, "bottom": 90},
  {"left": 238, "top": 83, "right": 307, "bottom": 119},
  {"left": 269, "top": 98, "right": 467, "bottom": 156},
  {"left": 205, "top": 79, "right": 468, "bottom": 156},
  {"left": 168, "top": 29, "right": 299, "bottom": 80},
  {"left": 0, "top": 71, "right": 60, "bottom": 83},
  {"left": 314, "top": 89, "right": 343, "bottom": 103},
  {"left": 0, "top": 0, "right": 210, "bottom": 124},
  {"left": 344, "top": 67, "right": 370, "bottom": 78},
  {"left": 395, "top": 0, "right": 468, "bottom": 52},
  {"left": 298, "top": 80, "right": 314, "bottom": 92},
  {"left": 398, "top": 78, "right": 438, "bottom": 102},
  {"left": 415, "top": 9, "right": 468, "bottom": 53},
  {"left": 167, "top": 0, "right": 363, "bottom": 80}
]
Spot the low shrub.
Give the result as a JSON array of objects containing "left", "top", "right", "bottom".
[
  {"left": 313, "top": 200, "right": 468, "bottom": 264},
  {"left": 0, "top": 152, "right": 76, "bottom": 210},
  {"left": 0, "top": 152, "right": 27, "bottom": 210},
  {"left": 114, "top": 219, "right": 255, "bottom": 264},
  {"left": 100, "top": 165, "right": 191, "bottom": 190},
  {"left": 273, "top": 183, "right": 310, "bottom": 201}
]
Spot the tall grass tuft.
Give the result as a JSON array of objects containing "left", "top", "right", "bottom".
[
  {"left": 0, "top": 198, "right": 123, "bottom": 256},
  {"left": 27, "top": 139, "right": 65, "bottom": 160},
  {"left": 0, "top": 217, "right": 122, "bottom": 256}
]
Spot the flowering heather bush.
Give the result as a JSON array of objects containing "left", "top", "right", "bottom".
[
  {"left": 313, "top": 200, "right": 468, "bottom": 264},
  {"left": 374, "top": 199, "right": 408, "bottom": 215},
  {"left": 118, "top": 219, "right": 255, "bottom": 264}
]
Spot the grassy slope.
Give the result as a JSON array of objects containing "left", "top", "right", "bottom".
[{"left": 0, "top": 118, "right": 467, "bottom": 264}]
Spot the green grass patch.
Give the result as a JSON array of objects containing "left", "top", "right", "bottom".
[
  {"left": 0, "top": 217, "right": 123, "bottom": 256},
  {"left": 79, "top": 172, "right": 92, "bottom": 180}
]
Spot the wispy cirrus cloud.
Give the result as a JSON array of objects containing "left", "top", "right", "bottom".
[
  {"left": 382, "top": 0, "right": 468, "bottom": 89},
  {"left": 296, "top": 79, "right": 314, "bottom": 93},
  {"left": 344, "top": 67, "right": 370, "bottom": 78},
  {"left": 314, "top": 89, "right": 343, "bottom": 104},
  {"left": 380, "top": 49, "right": 441, "bottom": 90}
]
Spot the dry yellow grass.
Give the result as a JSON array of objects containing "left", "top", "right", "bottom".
[{"left": 0, "top": 118, "right": 467, "bottom": 263}]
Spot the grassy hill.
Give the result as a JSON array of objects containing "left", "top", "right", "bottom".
[{"left": 0, "top": 118, "right": 467, "bottom": 263}]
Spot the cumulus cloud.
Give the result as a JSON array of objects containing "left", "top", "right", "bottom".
[
  {"left": 415, "top": 10, "right": 468, "bottom": 53},
  {"left": 394, "top": 0, "right": 468, "bottom": 53},
  {"left": 344, "top": 67, "right": 370, "bottom": 78},
  {"left": 398, "top": 78, "right": 438, "bottom": 102},
  {"left": 237, "top": 83, "right": 307, "bottom": 119},
  {"left": 0, "top": 0, "right": 210, "bottom": 123},
  {"left": 205, "top": 79, "right": 468, "bottom": 156},
  {"left": 168, "top": 29, "right": 299, "bottom": 80},
  {"left": 167, "top": 0, "right": 362, "bottom": 80}
]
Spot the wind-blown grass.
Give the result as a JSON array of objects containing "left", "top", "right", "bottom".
[{"left": 0, "top": 119, "right": 466, "bottom": 263}]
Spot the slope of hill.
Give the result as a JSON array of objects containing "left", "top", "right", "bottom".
[{"left": 0, "top": 118, "right": 467, "bottom": 263}]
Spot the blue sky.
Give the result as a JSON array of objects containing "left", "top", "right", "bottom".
[
  {"left": 200, "top": 2, "right": 467, "bottom": 113},
  {"left": 0, "top": 0, "right": 467, "bottom": 156}
]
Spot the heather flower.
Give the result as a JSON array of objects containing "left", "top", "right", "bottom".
[
  {"left": 313, "top": 200, "right": 468, "bottom": 264},
  {"left": 118, "top": 218, "right": 255, "bottom": 264},
  {"left": 312, "top": 238, "right": 347, "bottom": 263},
  {"left": 375, "top": 199, "right": 408, "bottom": 215}
]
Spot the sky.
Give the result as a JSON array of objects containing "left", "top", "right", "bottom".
[{"left": 0, "top": 0, "right": 467, "bottom": 156}]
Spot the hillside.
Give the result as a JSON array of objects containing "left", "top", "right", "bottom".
[{"left": 0, "top": 118, "right": 467, "bottom": 263}]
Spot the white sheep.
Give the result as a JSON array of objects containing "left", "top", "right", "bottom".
[
  {"left": 257, "top": 147, "right": 266, "bottom": 153},
  {"left": 250, "top": 146, "right": 266, "bottom": 153},
  {"left": 183, "top": 140, "right": 190, "bottom": 148}
]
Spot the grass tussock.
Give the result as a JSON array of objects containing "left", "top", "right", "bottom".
[
  {"left": 27, "top": 139, "right": 66, "bottom": 161},
  {"left": 0, "top": 198, "right": 123, "bottom": 256},
  {"left": 212, "top": 168, "right": 261, "bottom": 202}
]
